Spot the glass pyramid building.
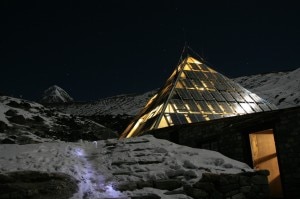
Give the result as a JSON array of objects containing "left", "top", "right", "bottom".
[{"left": 120, "top": 55, "right": 277, "bottom": 138}]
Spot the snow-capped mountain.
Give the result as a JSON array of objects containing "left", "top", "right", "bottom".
[
  {"left": 234, "top": 67, "right": 300, "bottom": 108},
  {"left": 0, "top": 96, "right": 117, "bottom": 144},
  {"left": 41, "top": 85, "right": 74, "bottom": 103}
]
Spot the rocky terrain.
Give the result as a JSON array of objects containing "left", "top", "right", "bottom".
[
  {"left": 0, "top": 96, "right": 117, "bottom": 144},
  {"left": 0, "top": 135, "right": 269, "bottom": 199}
]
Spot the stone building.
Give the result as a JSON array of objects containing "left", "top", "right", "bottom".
[{"left": 121, "top": 50, "right": 299, "bottom": 198}]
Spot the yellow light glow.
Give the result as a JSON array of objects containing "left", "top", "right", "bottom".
[
  {"left": 201, "top": 81, "right": 207, "bottom": 88},
  {"left": 126, "top": 118, "right": 143, "bottom": 138},
  {"left": 158, "top": 116, "right": 168, "bottom": 128},
  {"left": 187, "top": 57, "right": 202, "bottom": 64},
  {"left": 184, "top": 114, "right": 192, "bottom": 123},
  {"left": 183, "top": 64, "right": 191, "bottom": 71}
]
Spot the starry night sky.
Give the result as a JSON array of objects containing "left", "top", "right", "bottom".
[{"left": 1, "top": 1, "right": 300, "bottom": 101}]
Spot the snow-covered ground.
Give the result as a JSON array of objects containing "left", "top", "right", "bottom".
[
  {"left": 0, "top": 135, "right": 252, "bottom": 199},
  {"left": 0, "top": 96, "right": 116, "bottom": 144},
  {"left": 234, "top": 67, "right": 300, "bottom": 108}
]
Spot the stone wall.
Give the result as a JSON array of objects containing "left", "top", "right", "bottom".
[
  {"left": 274, "top": 107, "right": 300, "bottom": 198},
  {"left": 185, "top": 170, "right": 269, "bottom": 199},
  {"left": 147, "top": 106, "right": 300, "bottom": 198},
  {"left": 114, "top": 171, "right": 270, "bottom": 199}
]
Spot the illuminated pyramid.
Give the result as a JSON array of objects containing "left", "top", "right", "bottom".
[{"left": 121, "top": 55, "right": 277, "bottom": 138}]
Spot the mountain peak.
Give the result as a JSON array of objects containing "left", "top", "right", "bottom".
[{"left": 41, "top": 85, "right": 74, "bottom": 104}]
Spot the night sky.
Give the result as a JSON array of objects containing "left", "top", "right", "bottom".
[{"left": 1, "top": 1, "right": 300, "bottom": 101}]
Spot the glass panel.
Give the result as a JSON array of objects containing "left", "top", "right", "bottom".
[
  {"left": 202, "top": 90, "right": 214, "bottom": 101},
  {"left": 177, "top": 114, "right": 188, "bottom": 124},
  {"left": 201, "top": 81, "right": 215, "bottom": 89},
  {"left": 240, "top": 92, "right": 254, "bottom": 102},
  {"left": 169, "top": 113, "right": 181, "bottom": 125},
  {"left": 176, "top": 89, "right": 192, "bottom": 99},
  {"left": 207, "top": 114, "right": 221, "bottom": 120},
  {"left": 188, "top": 114, "right": 199, "bottom": 122},
  {"left": 214, "top": 81, "right": 227, "bottom": 91},
  {"left": 221, "top": 92, "right": 236, "bottom": 102},
  {"left": 240, "top": 103, "right": 255, "bottom": 114},
  {"left": 184, "top": 100, "right": 200, "bottom": 112},
  {"left": 231, "top": 102, "right": 246, "bottom": 114},
  {"left": 230, "top": 92, "right": 245, "bottom": 102},
  {"left": 181, "top": 79, "right": 194, "bottom": 89},
  {"left": 211, "top": 91, "right": 226, "bottom": 102},
  {"left": 249, "top": 93, "right": 264, "bottom": 104},
  {"left": 189, "top": 63, "right": 201, "bottom": 71},
  {"left": 190, "top": 90, "right": 204, "bottom": 101},
  {"left": 172, "top": 99, "right": 188, "bottom": 112},
  {"left": 175, "top": 81, "right": 184, "bottom": 88},
  {"left": 229, "top": 82, "right": 243, "bottom": 91},
  {"left": 192, "top": 79, "right": 205, "bottom": 89},
  {"left": 183, "top": 64, "right": 192, "bottom": 71},
  {"left": 219, "top": 102, "right": 235, "bottom": 114},
  {"left": 165, "top": 114, "right": 174, "bottom": 126},
  {"left": 165, "top": 103, "right": 175, "bottom": 113},
  {"left": 184, "top": 71, "right": 198, "bottom": 79},
  {"left": 204, "top": 72, "right": 216, "bottom": 80},
  {"left": 249, "top": 103, "right": 262, "bottom": 112},
  {"left": 194, "top": 71, "right": 207, "bottom": 80},
  {"left": 158, "top": 116, "right": 168, "bottom": 128},
  {"left": 196, "top": 101, "right": 211, "bottom": 113},
  {"left": 267, "top": 103, "right": 278, "bottom": 110},
  {"left": 259, "top": 104, "right": 271, "bottom": 111},
  {"left": 193, "top": 114, "right": 206, "bottom": 122},
  {"left": 209, "top": 101, "right": 223, "bottom": 113},
  {"left": 200, "top": 64, "right": 210, "bottom": 72}
]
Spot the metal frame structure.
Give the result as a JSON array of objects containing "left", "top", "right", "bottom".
[{"left": 120, "top": 55, "right": 277, "bottom": 138}]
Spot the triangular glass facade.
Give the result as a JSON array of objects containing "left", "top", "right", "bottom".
[{"left": 120, "top": 56, "right": 277, "bottom": 138}]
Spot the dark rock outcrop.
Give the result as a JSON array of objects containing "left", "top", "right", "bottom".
[{"left": 0, "top": 171, "right": 78, "bottom": 199}]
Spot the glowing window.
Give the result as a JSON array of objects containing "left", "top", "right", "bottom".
[
  {"left": 189, "top": 63, "right": 201, "bottom": 71},
  {"left": 249, "top": 103, "right": 262, "bottom": 112},
  {"left": 183, "top": 64, "right": 192, "bottom": 71},
  {"left": 197, "top": 101, "right": 211, "bottom": 113},
  {"left": 259, "top": 104, "right": 271, "bottom": 111},
  {"left": 184, "top": 100, "right": 200, "bottom": 112},
  {"left": 169, "top": 113, "right": 181, "bottom": 125},
  {"left": 240, "top": 92, "right": 254, "bottom": 103},
  {"left": 175, "top": 81, "right": 184, "bottom": 88},
  {"left": 165, "top": 104, "right": 175, "bottom": 113},
  {"left": 240, "top": 103, "right": 255, "bottom": 114},
  {"left": 209, "top": 101, "right": 223, "bottom": 113},
  {"left": 249, "top": 93, "right": 264, "bottom": 104},
  {"left": 221, "top": 92, "right": 235, "bottom": 102},
  {"left": 165, "top": 114, "right": 174, "bottom": 126},
  {"left": 172, "top": 99, "right": 188, "bottom": 113},
  {"left": 190, "top": 90, "right": 204, "bottom": 101},
  {"left": 176, "top": 89, "right": 192, "bottom": 100},
  {"left": 202, "top": 90, "right": 214, "bottom": 101},
  {"left": 230, "top": 92, "right": 245, "bottom": 102},
  {"left": 211, "top": 91, "right": 226, "bottom": 102},
  {"left": 231, "top": 103, "right": 246, "bottom": 114},
  {"left": 158, "top": 116, "right": 168, "bottom": 128}
]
